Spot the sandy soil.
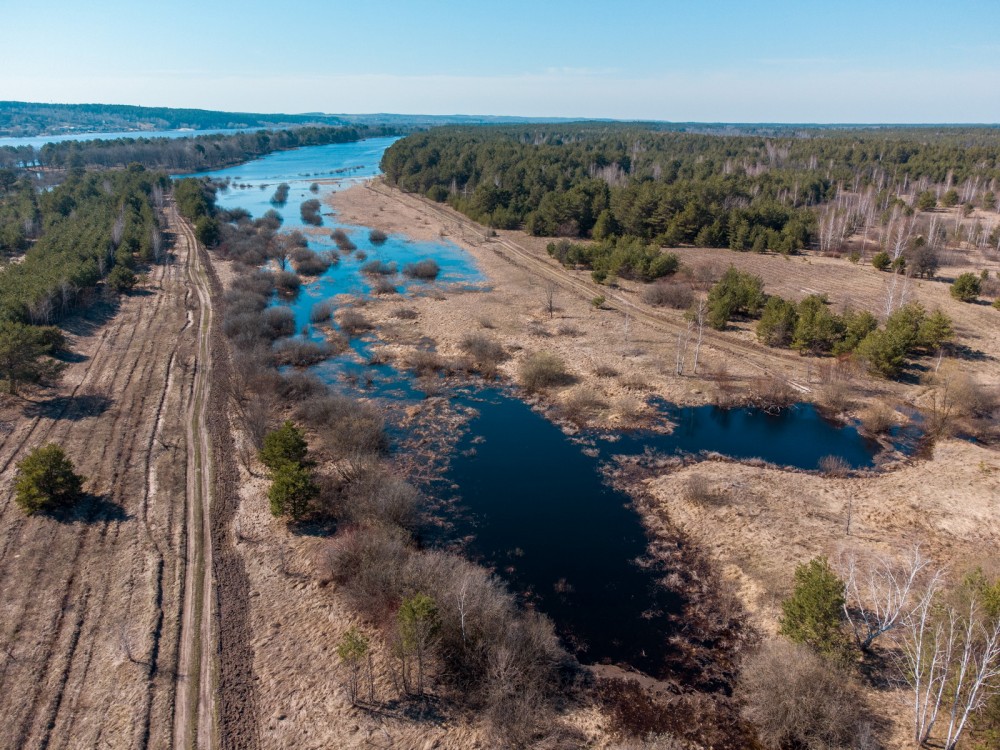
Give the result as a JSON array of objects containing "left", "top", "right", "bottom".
[
  {"left": 326, "top": 180, "right": 1000, "bottom": 748},
  {"left": 0, "top": 203, "right": 201, "bottom": 750}
]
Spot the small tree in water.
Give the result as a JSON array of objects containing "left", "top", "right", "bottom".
[{"left": 15, "top": 444, "right": 84, "bottom": 515}]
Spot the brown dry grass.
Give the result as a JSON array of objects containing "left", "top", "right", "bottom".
[{"left": 0, "top": 208, "right": 201, "bottom": 749}]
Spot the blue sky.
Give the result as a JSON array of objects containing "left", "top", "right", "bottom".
[{"left": 4, "top": 0, "right": 1000, "bottom": 122}]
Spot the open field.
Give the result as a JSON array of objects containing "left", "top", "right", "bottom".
[{"left": 0, "top": 203, "right": 198, "bottom": 749}]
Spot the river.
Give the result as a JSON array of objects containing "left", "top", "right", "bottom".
[{"left": 189, "top": 137, "right": 902, "bottom": 677}]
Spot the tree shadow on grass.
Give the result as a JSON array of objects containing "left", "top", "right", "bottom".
[
  {"left": 43, "top": 492, "right": 129, "bottom": 524},
  {"left": 22, "top": 393, "right": 113, "bottom": 421}
]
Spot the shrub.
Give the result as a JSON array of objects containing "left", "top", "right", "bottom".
[
  {"left": 860, "top": 402, "right": 894, "bottom": 434},
  {"left": 393, "top": 307, "right": 419, "bottom": 320},
  {"left": 271, "top": 338, "right": 334, "bottom": 367},
  {"left": 259, "top": 420, "right": 309, "bottom": 472},
  {"left": 14, "top": 444, "right": 84, "bottom": 515},
  {"left": 337, "top": 308, "right": 372, "bottom": 335},
  {"left": 684, "top": 474, "right": 722, "bottom": 505},
  {"left": 275, "top": 372, "right": 326, "bottom": 401},
  {"left": 369, "top": 228, "right": 388, "bottom": 244},
  {"left": 309, "top": 301, "right": 333, "bottom": 324},
  {"left": 791, "top": 295, "right": 843, "bottom": 354},
  {"left": 871, "top": 251, "right": 891, "bottom": 271},
  {"left": 371, "top": 277, "right": 398, "bottom": 295},
  {"left": 360, "top": 260, "right": 397, "bottom": 276},
  {"left": 292, "top": 249, "right": 331, "bottom": 276},
  {"left": 300, "top": 198, "right": 323, "bottom": 226},
  {"left": 294, "top": 394, "right": 387, "bottom": 456},
  {"left": 950, "top": 272, "right": 981, "bottom": 302},
  {"left": 407, "top": 349, "right": 445, "bottom": 376},
  {"left": 0, "top": 321, "right": 65, "bottom": 394},
  {"left": 818, "top": 455, "right": 850, "bottom": 477},
  {"left": 737, "top": 639, "right": 872, "bottom": 750},
  {"left": 338, "top": 458, "right": 420, "bottom": 528},
  {"left": 274, "top": 271, "right": 301, "bottom": 297},
  {"left": 642, "top": 280, "right": 694, "bottom": 309},
  {"left": 107, "top": 265, "right": 136, "bottom": 293},
  {"left": 756, "top": 296, "right": 798, "bottom": 347},
  {"left": 779, "top": 556, "right": 847, "bottom": 656},
  {"left": 520, "top": 352, "right": 573, "bottom": 391},
  {"left": 331, "top": 228, "right": 357, "bottom": 252},
  {"left": 402, "top": 259, "right": 440, "bottom": 280},
  {"left": 706, "top": 266, "right": 765, "bottom": 329},
  {"left": 560, "top": 387, "right": 607, "bottom": 425},
  {"left": 268, "top": 461, "right": 318, "bottom": 520},
  {"left": 460, "top": 333, "right": 507, "bottom": 375},
  {"left": 259, "top": 307, "right": 294, "bottom": 338}
]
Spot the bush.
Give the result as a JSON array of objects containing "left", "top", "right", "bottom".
[
  {"left": 818, "top": 455, "right": 850, "bottom": 477},
  {"left": 402, "top": 259, "right": 440, "bottom": 280},
  {"left": 338, "top": 458, "right": 420, "bottom": 529},
  {"left": 779, "top": 556, "right": 846, "bottom": 656},
  {"left": 107, "top": 265, "right": 136, "bottom": 293},
  {"left": 259, "top": 420, "right": 309, "bottom": 472},
  {"left": 300, "top": 198, "right": 323, "bottom": 226},
  {"left": 268, "top": 461, "right": 318, "bottom": 520},
  {"left": 520, "top": 352, "right": 573, "bottom": 391},
  {"left": 294, "top": 394, "right": 387, "bottom": 456},
  {"left": 274, "top": 270, "right": 301, "bottom": 297},
  {"left": 309, "top": 301, "right": 333, "bottom": 324},
  {"left": 271, "top": 338, "right": 335, "bottom": 367},
  {"left": 292, "top": 249, "right": 331, "bottom": 276},
  {"left": 737, "top": 639, "right": 872, "bottom": 750},
  {"left": 371, "top": 277, "right": 398, "bottom": 295},
  {"left": 860, "top": 402, "right": 894, "bottom": 434},
  {"left": 460, "top": 333, "right": 507, "bottom": 376},
  {"left": 260, "top": 307, "right": 296, "bottom": 339},
  {"left": 756, "top": 296, "right": 798, "bottom": 347},
  {"left": 14, "top": 444, "right": 84, "bottom": 515},
  {"left": 275, "top": 372, "right": 326, "bottom": 402},
  {"left": 331, "top": 228, "right": 357, "bottom": 252},
  {"left": 641, "top": 280, "right": 694, "bottom": 309},
  {"left": 871, "top": 251, "right": 891, "bottom": 271},
  {"left": 950, "top": 272, "right": 981, "bottom": 302},
  {"left": 337, "top": 308, "right": 372, "bottom": 335},
  {"left": 706, "top": 266, "right": 765, "bottom": 329},
  {"left": 369, "top": 228, "right": 388, "bottom": 244},
  {"left": 360, "top": 259, "right": 397, "bottom": 276}
]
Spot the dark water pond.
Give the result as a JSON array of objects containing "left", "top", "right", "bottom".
[{"left": 193, "top": 139, "right": 904, "bottom": 677}]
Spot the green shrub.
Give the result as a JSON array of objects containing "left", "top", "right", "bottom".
[
  {"left": 259, "top": 420, "right": 309, "bottom": 472},
  {"left": 779, "top": 557, "right": 847, "bottom": 656},
  {"left": 792, "top": 295, "right": 843, "bottom": 355},
  {"left": 268, "top": 460, "right": 318, "bottom": 520},
  {"left": 871, "top": 251, "right": 890, "bottom": 271},
  {"left": 706, "top": 266, "right": 765, "bottom": 329},
  {"left": 756, "top": 296, "right": 798, "bottom": 347},
  {"left": 14, "top": 444, "right": 84, "bottom": 515},
  {"left": 950, "top": 272, "right": 981, "bottom": 302}
]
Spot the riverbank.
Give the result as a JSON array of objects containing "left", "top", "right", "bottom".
[{"left": 329, "top": 179, "right": 1000, "bottom": 747}]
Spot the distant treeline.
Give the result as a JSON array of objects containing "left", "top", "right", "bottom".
[
  {"left": 0, "top": 125, "right": 395, "bottom": 173},
  {"left": 381, "top": 124, "right": 1000, "bottom": 251},
  {"left": 0, "top": 100, "right": 348, "bottom": 137}
]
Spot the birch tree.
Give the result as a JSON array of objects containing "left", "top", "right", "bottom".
[
  {"left": 840, "top": 547, "right": 931, "bottom": 652},
  {"left": 898, "top": 580, "right": 1000, "bottom": 749}
]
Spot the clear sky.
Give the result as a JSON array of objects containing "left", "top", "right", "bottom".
[{"left": 4, "top": 0, "right": 1000, "bottom": 122}]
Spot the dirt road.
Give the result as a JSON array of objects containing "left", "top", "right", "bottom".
[
  {"left": 171, "top": 203, "right": 218, "bottom": 750},
  {"left": 0, "top": 199, "right": 248, "bottom": 750}
]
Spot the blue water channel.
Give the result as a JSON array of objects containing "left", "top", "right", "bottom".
[{"left": 190, "top": 139, "right": 897, "bottom": 677}]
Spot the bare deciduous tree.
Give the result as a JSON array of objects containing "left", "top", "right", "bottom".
[
  {"left": 840, "top": 546, "right": 932, "bottom": 652},
  {"left": 898, "top": 580, "right": 1000, "bottom": 749}
]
